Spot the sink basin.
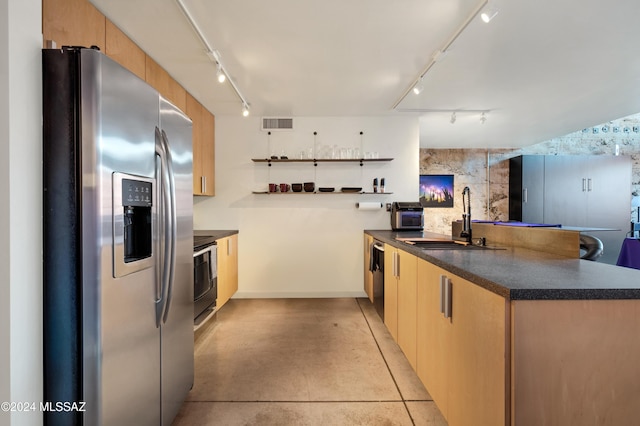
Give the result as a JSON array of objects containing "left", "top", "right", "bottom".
[
  {"left": 412, "top": 241, "right": 487, "bottom": 250},
  {"left": 395, "top": 237, "right": 502, "bottom": 251}
]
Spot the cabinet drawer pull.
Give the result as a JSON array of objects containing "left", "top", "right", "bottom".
[
  {"left": 444, "top": 277, "right": 452, "bottom": 319},
  {"left": 439, "top": 275, "right": 446, "bottom": 314}
]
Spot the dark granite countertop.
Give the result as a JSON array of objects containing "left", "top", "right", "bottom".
[
  {"left": 194, "top": 229, "right": 238, "bottom": 241},
  {"left": 365, "top": 230, "right": 640, "bottom": 301},
  {"left": 193, "top": 230, "right": 238, "bottom": 251}
]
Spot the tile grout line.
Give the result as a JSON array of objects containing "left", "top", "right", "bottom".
[{"left": 355, "top": 298, "right": 417, "bottom": 426}]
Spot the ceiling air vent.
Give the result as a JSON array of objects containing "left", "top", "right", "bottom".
[{"left": 261, "top": 117, "right": 294, "bottom": 131}]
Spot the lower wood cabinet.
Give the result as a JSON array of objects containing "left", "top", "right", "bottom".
[
  {"left": 510, "top": 299, "right": 640, "bottom": 426},
  {"left": 416, "top": 257, "right": 507, "bottom": 426},
  {"left": 367, "top": 238, "right": 640, "bottom": 425},
  {"left": 217, "top": 234, "right": 238, "bottom": 309},
  {"left": 384, "top": 244, "right": 418, "bottom": 368}
]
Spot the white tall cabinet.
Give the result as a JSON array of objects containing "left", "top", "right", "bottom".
[{"left": 509, "top": 155, "right": 631, "bottom": 264}]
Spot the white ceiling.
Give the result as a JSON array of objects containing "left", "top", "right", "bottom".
[{"left": 90, "top": 0, "right": 640, "bottom": 148}]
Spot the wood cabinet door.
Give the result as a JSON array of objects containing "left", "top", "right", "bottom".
[
  {"left": 145, "top": 55, "right": 187, "bottom": 113},
  {"left": 200, "top": 109, "right": 215, "bottom": 196},
  {"left": 43, "top": 0, "right": 105, "bottom": 49},
  {"left": 227, "top": 234, "right": 238, "bottom": 296},
  {"left": 187, "top": 94, "right": 215, "bottom": 196},
  {"left": 383, "top": 245, "right": 398, "bottom": 341},
  {"left": 416, "top": 260, "right": 451, "bottom": 419},
  {"left": 216, "top": 235, "right": 238, "bottom": 310},
  {"left": 186, "top": 94, "right": 204, "bottom": 194},
  {"left": 447, "top": 274, "right": 507, "bottom": 426},
  {"left": 104, "top": 19, "right": 145, "bottom": 81},
  {"left": 364, "top": 235, "right": 374, "bottom": 302},
  {"left": 216, "top": 236, "right": 230, "bottom": 308},
  {"left": 396, "top": 249, "right": 418, "bottom": 370}
]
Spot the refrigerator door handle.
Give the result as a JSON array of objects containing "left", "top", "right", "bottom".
[
  {"left": 160, "top": 129, "right": 177, "bottom": 324},
  {"left": 155, "top": 127, "right": 173, "bottom": 327}
]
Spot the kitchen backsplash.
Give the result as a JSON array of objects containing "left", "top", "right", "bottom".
[{"left": 420, "top": 114, "right": 640, "bottom": 235}]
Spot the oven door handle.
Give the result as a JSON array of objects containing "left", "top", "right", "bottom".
[{"left": 193, "top": 245, "right": 214, "bottom": 258}]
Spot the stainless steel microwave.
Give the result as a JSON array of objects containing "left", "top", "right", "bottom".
[{"left": 391, "top": 202, "right": 424, "bottom": 230}]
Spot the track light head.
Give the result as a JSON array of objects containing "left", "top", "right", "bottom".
[
  {"left": 412, "top": 79, "right": 424, "bottom": 95},
  {"left": 216, "top": 64, "right": 226, "bottom": 83},
  {"left": 481, "top": 9, "right": 498, "bottom": 23},
  {"left": 242, "top": 103, "right": 250, "bottom": 117},
  {"left": 450, "top": 112, "right": 457, "bottom": 124},
  {"left": 480, "top": 112, "right": 487, "bottom": 124}
]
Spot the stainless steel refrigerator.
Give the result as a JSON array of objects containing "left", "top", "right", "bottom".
[{"left": 43, "top": 47, "right": 194, "bottom": 425}]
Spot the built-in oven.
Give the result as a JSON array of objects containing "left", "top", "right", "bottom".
[{"left": 193, "top": 236, "right": 217, "bottom": 325}]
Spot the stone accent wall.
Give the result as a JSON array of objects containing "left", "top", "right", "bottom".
[{"left": 420, "top": 115, "right": 640, "bottom": 236}]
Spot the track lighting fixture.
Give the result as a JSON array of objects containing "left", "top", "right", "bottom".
[
  {"left": 392, "top": 0, "right": 489, "bottom": 109},
  {"left": 450, "top": 112, "right": 457, "bottom": 124},
  {"left": 175, "top": 0, "right": 250, "bottom": 116},
  {"left": 481, "top": 8, "right": 498, "bottom": 23},
  {"left": 413, "top": 78, "right": 424, "bottom": 95},
  {"left": 216, "top": 63, "right": 226, "bottom": 83},
  {"left": 480, "top": 112, "right": 487, "bottom": 124}
]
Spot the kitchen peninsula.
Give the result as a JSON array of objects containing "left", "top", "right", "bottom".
[{"left": 365, "top": 229, "right": 640, "bottom": 426}]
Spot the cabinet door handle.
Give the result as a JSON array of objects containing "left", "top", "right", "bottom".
[
  {"left": 201, "top": 176, "right": 206, "bottom": 193},
  {"left": 396, "top": 252, "right": 400, "bottom": 278},
  {"left": 523, "top": 188, "right": 528, "bottom": 204},
  {"left": 444, "top": 277, "right": 452, "bottom": 319},
  {"left": 439, "top": 275, "right": 446, "bottom": 314},
  {"left": 588, "top": 178, "right": 592, "bottom": 192},
  {"left": 227, "top": 238, "right": 232, "bottom": 256},
  {"left": 582, "top": 178, "right": 586, "bottom": 192}
]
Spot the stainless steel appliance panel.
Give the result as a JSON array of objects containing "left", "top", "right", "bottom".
[
  {"left": 158, "top": 97, "right": 194, "bottom": 425},
  {"left": 44, "top": 48, "right": 194, "bottom": 426},
  {"left": 81, "top": 49, "right": 162, "bottom": 425}
]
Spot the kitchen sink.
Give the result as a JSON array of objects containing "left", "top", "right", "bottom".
[
  {"left": 396, "top": 238, "right": 503, "bottom": 251},
  {"left": 411, "top": 241, "right": 486, "bottom": 250}
]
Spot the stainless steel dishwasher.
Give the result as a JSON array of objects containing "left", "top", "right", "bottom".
[{"left": 372, "top": 241, "right": 385, "bottom": 320}]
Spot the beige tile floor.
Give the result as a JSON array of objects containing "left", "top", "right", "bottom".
[{"left": 173, "top": 298, "right": 448, "bottom": 425}]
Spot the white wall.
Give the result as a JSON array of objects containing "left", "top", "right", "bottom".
[
  {"left": 0, "top": 0, "right": 43, "bottom": 425},
  {"left": 194, "top": 116, "right": 419, "bottom": 298}
]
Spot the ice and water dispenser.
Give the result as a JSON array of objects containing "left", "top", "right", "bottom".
[{"left": 113, "top": 172, "right": 155, "bottom": 278}]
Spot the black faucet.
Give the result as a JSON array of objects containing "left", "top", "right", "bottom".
[{"left": 460, "top": 186, "right": 472, "bottom": 243}]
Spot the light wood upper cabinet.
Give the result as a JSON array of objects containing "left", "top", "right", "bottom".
[
  {"left": 145, "top": 55, "right": 187, "bottom": 113},
  {"left": 217, "top": 234, "right": 238, "bottom": 310},
  {"left": 105, "top": 19, "right": 145, "bottom": 81},
  {"left": 43, "top": 0, "right": 105, "bottom": 49},
  {"left": 187, "top": 94, "right": 216, "bottom": 196},
  {"left": 44, "top": 0, "right": 214, "bottom": 195},
  {"left": 200, "top": 108, "right": 215, "bottom": 196}
]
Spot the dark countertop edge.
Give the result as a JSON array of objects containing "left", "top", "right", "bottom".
[
  {"left": 365, "top": 230, "right": 640, "bottom": 301},
  {"left": 194, "top": 229, "right": 239, "bottom": 241}
]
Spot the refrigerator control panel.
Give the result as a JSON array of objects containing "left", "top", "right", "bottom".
[
  {"left": 122, "top": 178, "right": 152, "bottom": 207},
  {"left": 113, "top": 172, "right": 155, "bottom": 278}
]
